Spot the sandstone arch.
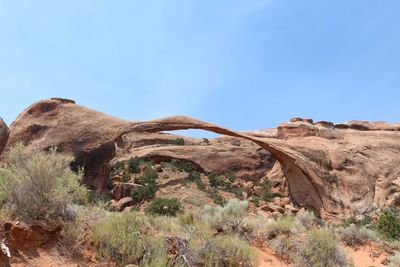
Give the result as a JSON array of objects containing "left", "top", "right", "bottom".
[
  {"left": 123, "top": 116, "right": 328, "bottom": 219},
  {"left": 4, "top": 98, "right": 400, "bottom": 220}
]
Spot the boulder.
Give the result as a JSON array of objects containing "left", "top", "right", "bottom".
[
  {"left": 112, "top": 197, "right": 133, "bottom": 211},
  {"left": 1, "top": 221, "right": 61, "bottom": 252},
  {"left": 111, "top": 182, "right": 140, "bottom": 200}
]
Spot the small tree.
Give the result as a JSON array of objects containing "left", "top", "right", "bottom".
[
  {"left": 131, "top": 167, "right": 158, "bottom": 204},
  {"left": 377, "top": 210, "right": 400, "bottom": 240}
]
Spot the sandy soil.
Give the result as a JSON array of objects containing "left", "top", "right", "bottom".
[
  {"left": 255, "top": 247, "right": 289, "bottom": 267},
  {"left": 256, "top": 244, "right": 389, "bottom": 267},
  {"left": 345, "top": 245, "right": 388, "bottom": 267}
]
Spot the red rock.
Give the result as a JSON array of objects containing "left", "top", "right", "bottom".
[
  {"left": 0, "top": 118, "right": 8, "bottom": 155},
  {"left": 2, "top": 221, "right": 61, "bottom": 251},
  {"left": 3, "top": 98, "right": 400, "bottom": 220}
]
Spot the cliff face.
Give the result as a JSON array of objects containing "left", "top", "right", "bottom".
[{"left": 2, "top": 98, "right": 400, "bottom": 219}]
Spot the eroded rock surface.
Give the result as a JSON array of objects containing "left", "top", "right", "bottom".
[
  {"left": 3, "top": 99, "right": 400, "bottom": 220},
  {"left": 115, "top": 132, "right": 275, "bottom": 181},
  {"left": 2, "top": 98, "right": 132, "bottom": 191}
]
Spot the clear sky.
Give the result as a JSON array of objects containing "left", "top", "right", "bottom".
[{"left": 1, "top": 1, "right": 399, "bottom": 134}]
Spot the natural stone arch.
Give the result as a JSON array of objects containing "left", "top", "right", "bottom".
[{"left": 122, "top": 116, "right": 330, "bottom": 219}]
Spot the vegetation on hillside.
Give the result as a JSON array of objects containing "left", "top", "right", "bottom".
[{"left": 1, "top": 146, "right": 400, "bottom": 266}]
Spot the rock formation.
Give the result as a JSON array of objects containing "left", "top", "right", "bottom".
[
  {"left": 2, "top": 98, "right": 400, "bottom": 220},
  {"left": 114, "top": 132, "right": 275, "bottom": 181},
  {"left": 0, "top": 118, "right": 8, "bottom": 155}
]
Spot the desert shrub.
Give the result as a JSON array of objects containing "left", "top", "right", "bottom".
[
  {"left": 342, "top": 215, "right": 373, "bottom": 227},
  {"left": 0, "top": 168, "right": 14, "bottom": 207},
  {"left": 0, "top": 145, "right": 88, "bottom": 222},
  {"left": 269, "top": 235, "right": 296, "bottom": 260},
  {"left": 185, "top": 171, "right": 206, "bottom": 190},
  {"left": 251, "top": 196, "right": 260, "bottom": 207},
  {"left": 387, "top": 252, "right": 400, "bottom": 267},
  {"left": 261, "top": 179, "right": 271, "bottom": 191},
  {"left": 172, "top": 138, "right": 185, "bottom": 146},
  {"left": 232, "top": 187, "right": 244, "bottom": 200},
  {"left": 170, "top": 159, "right": 195, "bottom": 173},
  {"left": 145, "top": 197, "right": 183, "bottom": 216},
  {"left": 110, "top": 160, "right": 125, "bottom": 176},
  {"left": 202, "top": 199, "right": 249, "bottom": 233},
  {"left": 185, "top": 170, "right": 201, "bottom": 186},
  {"left": 128, "top": 156, "right": 143, "bottom": 173},
  {"left": 196, "top": 235, "right": 257, "bottom": 267},
  {"left": 202, "top": 138, "right": 210, "bottom": 144},
  {"left": 92, "top": 212, "right": 160, "bottom": 266},
  {"left": 207, "top": 188, "right": 225, "bottom": 205},
  {"left": 59, "top": 205, "right": 108, "bottom": 256},
  {"left": 294, "top": 229, "right": 353, "bottom": 267},
  {"left": 132, "top": 167, "right": 158, "bottom": 204},
  {"left": 296, "top": 210, "right": 317, "bottom": 230},
  {"left": 208, "top": 173, "right": 228, "bottom": 188},
  {"left": 226, "top": 171, "right": 236, "bottom": 182},
  {"left": 265, "top": 215, "right": 295, "bottom": 237},
  {"left": 131, "top": 185, "right": 158, "bottom": 204},
  {"left": 336, "top": 224, "right": 378, "bottom": 246},
  {"left": 262, "top": 191, "right": 283, "bottom": 202},
  {"left": 195, "top": 179, "right": 206, "bottom": 191},
  {"left": 377, "top": 210, "right": 400, "bottom": 240}
]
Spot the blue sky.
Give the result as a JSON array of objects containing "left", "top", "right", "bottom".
[{"left": 0, "top": 0, "right": 399, "bottom": 134}]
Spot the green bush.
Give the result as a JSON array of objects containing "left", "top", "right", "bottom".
[
  {"left": 294, "top": 229, "right": 353, "bottom": 267},
  {"left": 172, "top": 138, "right": 185, "bottom": 146},
  {"left": 170, "top": 159, "right": 195, "bottom": 173},
  {"left": 145, "top": 197, "right": 183, "bottom": 216},
  {"left": 110, "top": 160, "right": 125, "bottom": 176},
  {"left": 250, "top": 196, "right": 260, "bottom": 207},
  {"left": 128, "top": 157, "right": 143, "bottom": 174},
  {"left": 186, "top": 171, "right": 201, "bottom": 182},
  {"left": 0, "top": 144, "right": 88, "bottom": 222},
  {"left": 131, "top": 167, "right": 158, "bottom": 204},
  {"left": 377, "top": 210, "right": 400, "bottom": 240}
]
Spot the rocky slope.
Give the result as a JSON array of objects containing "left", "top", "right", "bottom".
[{"left": 1, "top": 98, "right": 400, "bottom": 220}]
